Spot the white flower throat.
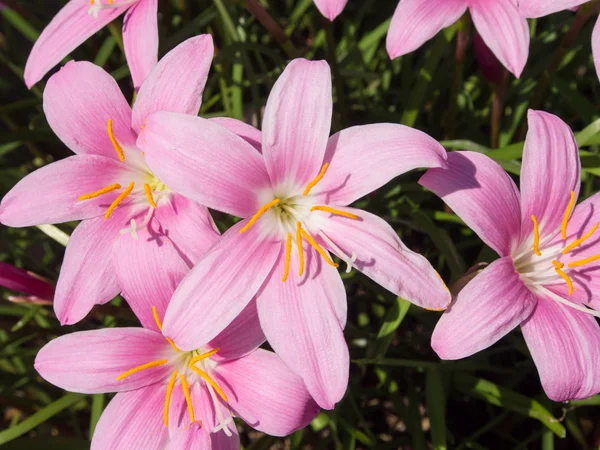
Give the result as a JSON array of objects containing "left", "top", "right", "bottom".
[{"left": 88, "top": 0, "right": 138, "bottom": 18}]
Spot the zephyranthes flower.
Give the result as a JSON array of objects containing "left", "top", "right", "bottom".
[
  {"left": 0, "top": 35, "right": 220, "bottom": 326},
  {"left": 313, "top": 0, "right": 348, "bottom": 20},
  {"left": 25, "top": 0, "right": 158, "bottom": 89},
  {"left": 386, "top": 0, "right": 530, "bottom": 78},
  {"left": 420, "top": 110, "right": 600, "bottom": 401},
  {"left": 135, "top": 58, "right": 451, "bottom": 409},
  {"left": 34, "top": 243, "right": 319, "bottom": 449}
]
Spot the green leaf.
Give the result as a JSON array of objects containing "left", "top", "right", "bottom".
[
  {"left": 371, "top": 297, "right": 411, "bottom": 358},
  {"left": 426, "top": 368, "right": 447, "bottom": 450}
]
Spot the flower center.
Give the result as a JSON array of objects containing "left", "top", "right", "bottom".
[
  {"left": 115, "top": 307, "right": 233, "bottom": 435},
  {"left": 240, "top": 163, "right": 359, "bottom": 281},
  {"left": 76, "top": 119, "right": 169, "bottom": 237},
  {"left": 513, "top": 190, "right": 600, "bottom": 318},
  {"left": 87, "top": 0, "right": 137, "bottom": 18}
]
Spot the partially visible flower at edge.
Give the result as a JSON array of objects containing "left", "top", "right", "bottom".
[
  {"left": 0, "top": 261, "right": 55, "bottom": 304},
  {"left": 24, "top": 0, "right": 158, "bottom": 89},
  {"left": 313, "top": 0, "right": 348, "bottom": 20},
  {"left": 420, "top": 109, "right": 600, "bottom": 402}
]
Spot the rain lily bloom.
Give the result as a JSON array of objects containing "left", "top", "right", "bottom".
[
  {"left": 24, "top": 0, "right": 158, "bottom": 89},
  {"left": 386, "top": 0, "right": 530, "bottom": 78},
  {"left": 136, "top": 58, "right": 451, "bottom": 409},
  {"left": 314, "top": 0, "right": 348, "bottom": 20},
  {"left": 0, "top": 35, "right": 221, "bottom": 326},
  {"left": 420, "top": 110, "right": 600, "bottom": 401},
  {"left": 0, "top": 262, "right": 55, "bottom": 305},
  {"left": 518, "top": 0, "right": 600, "bottom": 80},
  {"left": 34, "top": 242, "right": 319, "bottom": 450}
]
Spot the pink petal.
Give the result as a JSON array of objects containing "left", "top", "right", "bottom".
[
  {"left": 256, "top": 247, "right": 349, "bottom": 409},
  {"left": 132, "top": 35, "right": 214, "bottom": 133},
  {"left": 432, "top": 257, "right": 537, "bottom": 359},
  {"left": 262, "top": 59, "right": 332, "bottom": 189},
  {"left": 35, "top": 328, "right": 172, "bottom": 393},
  {"left": 0, "top": 262, "right": 55, "bottom": 299},
  {"left": 469, "top": 0, "right": 530, "bottom": 78},
  {"left": 315, "top": 123, "right": 448, "bottom": 206},
  {"left": 317, "top": 207, "right": 451, "bottom": 310},
  {"left": 139, "top": 112, "right": 271, "bottom": 218},
  {"left": 386, "top": 0, "right": 468, "bottom": 59},
  {"left": 520, "top": 110, "right": 580, "bottom": 243},
  {"left": 313, "top": 0, "right": 348, "bottom": 20},
  {"left": 24, "top": 0, "right": 131, "bottom": 88},
  {"left": 209, "top": 118, "right": 262, "bottom": 152},
  {"left": 91, "top": 385, "right": 169, "bottom": 450},
  {"left": 215, "top": 349, "right": 320, "bottom": 436},
  {"left": 166, "top": 423, "right": 211, "bottom": 450},
  {"left": 123, "top": 0, "right": 158, "bottom": 89},
  {"left": 162, "top": 221, "right": 280, "bottom": 350},
  {"left": 53, "top": 207, "right": 132, "bottom": 325},
  {"left": 153, "top": 194, "right": 220, "bottom": 267},
  {"left": 521, "top": 296, "right": 600, "bottom": 401},
  {"left": 0, "top": 155, "right": 130, "bottom": 227},
  {"left": 518, "top": 0, "right": 589, "bottom": 17},
  {"left": 43, "top": 61, "right": 137, "bottom": 158},
  {"left": 208, "top": 298, "right": 266, "bottom": 361},
  {"left": 113, "top": 221, "right": 190, "bottom": 332},
  {"left": 419, "top": 151, "right": 522, "bottom": 257},
  {"left": 593, "top": 16, "right": 600, "bottom": 82}
]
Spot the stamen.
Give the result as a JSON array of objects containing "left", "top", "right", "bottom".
[
  {"left": 165, "top": 337, "right": 180, "bottom": 353},
  {"left": 552, "top": 260, "right": 573, "bottom": 295},
  {"left": 107, "top": 119, "right": 125, "bottom": 162},
  {"left": 144, "top": 184, "right": 157, "bottom": 208},
  {"left": 164, "top": 370, "right": 178, "bottom": 427},
  {"left": 189, "top": 365, "right": 229, "bottom": 403},
  {"left": 78, "top": 183, "right": 121, "bottom": 201},
  {"left": 296, "top": 222, "right": 305, "bottom": 277},
  {"left": 562, "top": 223, "right": 599, "bottom": 254},
  {"left": 303, "top": 163, "right": 329, "bottom": 196},
  {"left": 180, "top": 374, "right": 195, "bottom": 423},
  {"left": 561, "top": 191, "right": 576, "bottom": 240},
  {"left": 310, "top": 205, "right": 359, "bottom": 220},
  {"left": 568, "top": 254, "right": 600, "bottom": 268},
  {"left": 206, "top": 384, "right": 233, "bottom": 437},
  {"left": 282, "top": 233, "right": 292, "bottom": 282},
  {"left": 531, "top": 215, "right": 542, "bottom": 256},
  {"left": 240, "top": 198, "right": 281, "bottom": 234},
  {"left": 189, "top": 348, "right": 220, "bottom": 365},
  {"left": 299, "top": 225, "right": 339, "bottom": 268},
  {"left": 116, "top": 359, "right": 168, "bottom": 380},
  {"left": 530, "top": 285, "right": 600, "bottom": 318},
  {"left": 105, "top": 181, "right": 134, "bottom": 220},
  {"left": 152, "top": 305, "right": 163, "bottom": 331}
]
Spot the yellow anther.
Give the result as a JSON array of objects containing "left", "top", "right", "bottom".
[
  {"left": 303, "top": 163, "right": 329, "bottom": 196},
  {"left": 299, "top": 225, "right": 339, "bottom": 268},
  {"left": 116, "top": 359, "right": 168, "bottom": 381},
  {"left": 282, "top": 233, "right": 292, "bottom": 282},
  {"left": 144, "top": 184, "right": 157, "bottom": 208},
  {"left": 105, "top": 181, "right": 134, "bottom": 220},
  {"left": 531, "top": 215, "right": 542, "bottom": 257},
  {"left": 568, "top": 254, "right": 600, "bottom": 268},
  {"left": 552, "top": 260, "right": 573, "bottom": 295},
  {"left": 561, "top": 191, "right": 576, "bottom": 240},
  {"left": 310, "top": 205, "right": 359, "bottom": 220},
  {"left": 152, "top": 305, "right": 163, "bottom": 331},
  {"left": 78, "top": 183, "right": 121, "bottom": 201},
  {"left": 189, "top": 365, "right": 229, "bottom": 403},
  {"left": 189, "top": 348, "right": 220, "bottom": 365},
  {"left": 164, "top": 370, "right": 178, "bottom": 427},
  {"left": 239, "top": 198, "right": 280, "bottom": 234},
  {"left": 107, "top": 119, "right": 125, "bottom": 162},
  {"left": 296, "top": 222, "right": 305, "bottom": 277},
  {"left": 563, "top": 222, "right": 599, "bottom": 254},
  {"left": 165, "top": 337, "right": 180, "bottom": 353},
  {"left": 180, "top": 374, "right": 195, "bottom": 423},
  {"left": 108, "top": 0, "right": 113, "bottom": 3}
]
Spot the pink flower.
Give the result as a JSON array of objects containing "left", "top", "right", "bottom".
[
  {"left": 519, "top": 1, "right": 600, "bottom": 81},
  {"left": 34, "top": 250, "right": 319, "bottom": 449},
  {"left": 420, "top": 110, "right": 600, "bottom": 401},
  {"left": 386, "top": 0, "right": 530, "bottom": 78},
  {"left": 313, "top": 0, "right": 348, "bottom": 20},
  {"left": 25, "top": 0, "right": 159, "bottom": 89},
  {"left": 0, "top": 35, "right": 221, "bottom": 326},
  {"left": 135, "top": 58, "right": 452, "bottom": 409},
  {"left": 0, "top": 262, "right": 55, "bottom": 304}
]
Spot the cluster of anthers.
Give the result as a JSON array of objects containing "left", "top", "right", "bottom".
[
  {"left": 116, "top": 307, "right": 234, "bottom": 435},
  {"left": 240, "top": 163, "right": 359, "bottom": 282},
  {"left": 514, "top": 191, "right": 600, "bottom": 318},
  {"left": 77, "top": 119, "right": 167, "bottom": 239},
  {"left": 88, "top": 0, "right": 137, "bottom": 18}
]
